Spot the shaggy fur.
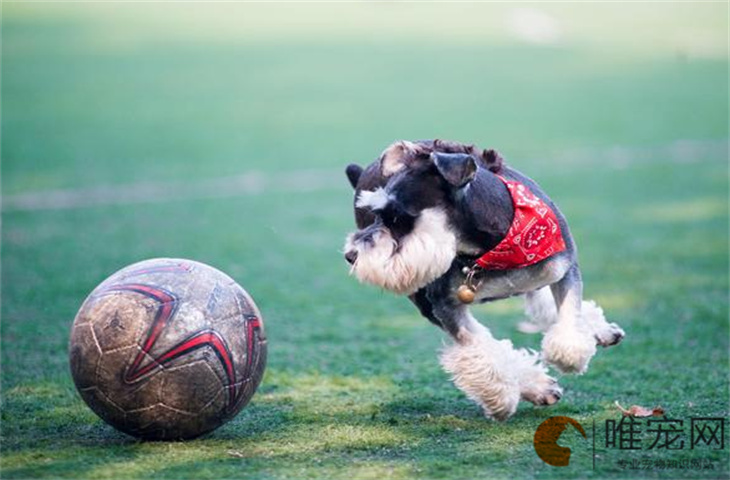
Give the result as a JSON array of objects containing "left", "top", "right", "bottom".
[{"left": 439, "top": 322, "right": 562, "bottom": 420}]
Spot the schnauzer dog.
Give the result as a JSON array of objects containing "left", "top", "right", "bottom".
[{"left": 343, "top": 140, "right": 625, "bottom": 420}]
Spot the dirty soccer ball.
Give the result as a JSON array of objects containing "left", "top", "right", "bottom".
[{"left": 69, "top": 258, "right": 267, "bottom": 440}]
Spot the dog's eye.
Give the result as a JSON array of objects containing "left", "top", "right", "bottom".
[
  {"left": 380, "top": 203, "right": 412, "bottom": 228},
  {"left": 380, "top": 205, "right": 398, "bottom": 226},
  {"left": 380, "top": 211, "right": 394, "bottom": 226},
  {"left": 378, "top": 203, "right": 417, "bottom": 241}
]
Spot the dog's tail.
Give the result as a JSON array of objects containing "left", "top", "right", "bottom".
[{"left": 480, "top": 149, "right": 504, "bottom": 174}]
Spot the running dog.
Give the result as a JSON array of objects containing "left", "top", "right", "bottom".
[{"left": 343, "top": 139, "right": 624, "bottom": 420}]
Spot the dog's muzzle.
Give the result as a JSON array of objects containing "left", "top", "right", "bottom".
[
  {"left": 343, "top": 208, "right": 458, "bottom": 295},
  {"left": 343, "top": 222, "right": 383, "bottom": 267},
  {"left": 344, "top": 250, "right": 358, "bottom": 265}
]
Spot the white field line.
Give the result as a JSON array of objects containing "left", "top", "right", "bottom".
[
  {"left": 1, "top": 139, "right": 726, "bottom": 213},
  {"left": 547, "top": 139, "right": 727, "bottom": 170},
  {"left": 1, "top": 169, "right": 348, "bottom": 212}
]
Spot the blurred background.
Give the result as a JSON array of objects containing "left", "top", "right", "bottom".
[
  {"left": 1, "top": 2, "right": 728, "bottom": 479},
  {"left": 3, "top": 2, "right": 727, "bottom": 192}
]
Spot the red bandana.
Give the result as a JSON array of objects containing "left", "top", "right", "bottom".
[{"left": 475, "top": 176, "right": 566, "bottom": 270}]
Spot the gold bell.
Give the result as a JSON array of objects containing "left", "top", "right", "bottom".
[{"left": 457, "top": 284, "right": 476, "bottom": 304}]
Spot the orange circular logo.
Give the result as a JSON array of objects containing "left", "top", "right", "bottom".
[{"left": 533, "top": 416, "right": 587, "bottom": 467}]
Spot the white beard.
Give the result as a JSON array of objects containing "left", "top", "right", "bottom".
[{"left": 344, "top": 208, "right": 457, "bottom": 295}]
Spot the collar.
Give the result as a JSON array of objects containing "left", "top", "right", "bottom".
[{"left": 474, "top": 176, "right": 566, "bottom": 270}]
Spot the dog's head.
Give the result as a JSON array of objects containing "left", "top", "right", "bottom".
[{"left": 343, "top": 140, "right": 502, "bottom": 295}]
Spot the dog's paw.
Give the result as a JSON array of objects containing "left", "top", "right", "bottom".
[
  {"left": 521, "top": 374, "right": 563, "bottom": 407},
  {"left": 541, "top": 323, "right": 597, "bottom": 374},
  {"left": 581, "top": 300, "right": 625, "bottom": 348},
  {"left": 595, "top": 322, "right": 625, "bottom": 347}
]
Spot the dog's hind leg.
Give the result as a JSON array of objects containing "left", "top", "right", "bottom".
[
  {"left": 522, "top": 286, "right": 625, "bottom": 349},
  {"left": 437, "top": 304, "right": 562, "bottom": 420},
  {"left": 519, "top": 287, "right": 557, "bottom": 334},
  {"left": 541, "top": 265, "right": 599, "bottom": 374}
]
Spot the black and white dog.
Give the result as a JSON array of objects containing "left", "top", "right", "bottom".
[{"left": 343, "top": 140, "right": 625, "bottom": 420}]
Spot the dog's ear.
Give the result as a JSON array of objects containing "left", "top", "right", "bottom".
[
  {"left": 431, "top": 152, "right": 477, "bottom": 188},
  {"left": 379, "top": 140, "right": 429, "bottom": 176},
  {"left": 345, "top": 164, "right": 364, "bottom": 189}
]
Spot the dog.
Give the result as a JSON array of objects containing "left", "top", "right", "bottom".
[{"left": 343, "top": 139, "right": 625, "bottom": 420}]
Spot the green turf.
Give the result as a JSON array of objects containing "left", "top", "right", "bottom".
[{"left": 1, "top": 3, "right": 728, "bottom": 479}]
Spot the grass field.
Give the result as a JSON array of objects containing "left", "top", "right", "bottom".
[{"left": 1, "top": 3, "right": 728, "bottom": 479}]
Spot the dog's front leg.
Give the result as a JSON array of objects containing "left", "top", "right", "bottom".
[
  {"left": 432, "top": 293, "right": 561, "bottom": 420},
  {"left": 542, "top": 265, "right": 598, "bottom": 374}
]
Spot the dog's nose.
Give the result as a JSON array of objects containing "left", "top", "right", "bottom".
[{"left": 344, "top": 250, "right": 358, "bottom": 265}]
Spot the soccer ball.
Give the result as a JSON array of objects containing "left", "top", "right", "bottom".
[{"left": 69, "top": 258, "right": 267, "bottom": 440}]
